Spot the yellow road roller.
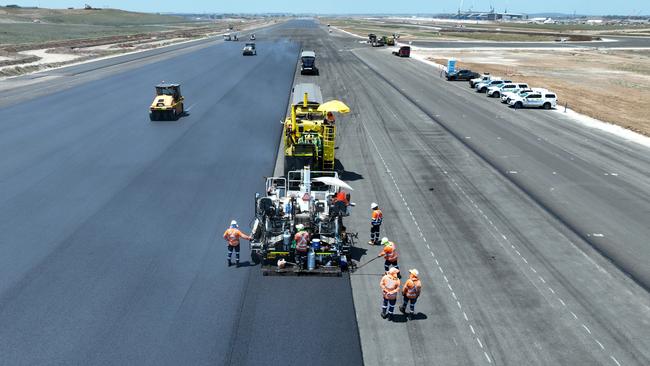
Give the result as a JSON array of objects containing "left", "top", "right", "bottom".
[{"left": 149, "top": 83, "right": 184, "bottom": 121}]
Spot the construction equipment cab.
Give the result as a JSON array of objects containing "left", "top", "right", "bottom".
[
  {"left": 283, "top": 83, "right": 350, "bottom": 174},
  {"left": 300, "top": 50, "right": 318, "bottom": 75},
  {"left": 149, "top": 84, "right": 184, "bottom": 121}
]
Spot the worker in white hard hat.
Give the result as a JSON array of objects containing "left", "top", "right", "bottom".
[
  {"left": 380, "top": 267, "right": 401, "bottom": 320},
  {"left": 223, "top": 220, "right": 252, "bottom": 267},
  {"left": 368, "top": 202, "right": 383, "bottom": 245},
  {"left": 400, "top": 269, "right": 422, "bottom": 319}
]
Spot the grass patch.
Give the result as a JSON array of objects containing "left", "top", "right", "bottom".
[{"left": 0, "top": 23, "right": 174, "bottom": 45}]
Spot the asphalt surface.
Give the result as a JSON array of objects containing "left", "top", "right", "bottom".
[
  {"left": 0, "top": 20, "right": 361, "bottom": 366},
  {"left": 319, "top": 22, "right": 650, "bottom": 365}
]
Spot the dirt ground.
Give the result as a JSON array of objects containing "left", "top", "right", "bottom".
[{"left": 425, "top": 49, "right": 650, "bottom": 136}]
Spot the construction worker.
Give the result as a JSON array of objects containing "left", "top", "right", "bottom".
[
  {"left": 223, "top": 220, "right": 251, "bottom": 267},
  {"left": 369, "top": 202, "right": 382, "bottom": 245},
  {"left": 400, "top": 269, "right": 422, "bottom": 319},
  {"left": 294, "top": 224, "right": 310, "bottom": 269},
  {"left": 378, "top": 237, "right": 400, "bottom": 278},
  {"left": 324, "top": 111, "right": 336, "bottom": 125},
  {"left": 380, "top": 267, "right": 401, "bottom": 320}
]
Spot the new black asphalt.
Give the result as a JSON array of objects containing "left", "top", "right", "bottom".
[{"left": 0, "top": 21, "right": 362, "bottom": 366}]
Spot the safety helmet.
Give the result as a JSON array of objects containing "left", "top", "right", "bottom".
[
  {"left": 381, "top": 237, "right": 389, "bottom": 245},
  {"left": 230, "top": 220, "right": 238, "bottom": 227},
  {"left": 371, "top": 202, "right": 378, "bottom": 209},
  {"left": 409, "top": 269, "right": 419, "bottom": 277},
  {"left": 296, "top": 224, "right": 305, "bottom": 230},
  {"left": 388, "top": 267, "right": 400, "bottom": 275}
]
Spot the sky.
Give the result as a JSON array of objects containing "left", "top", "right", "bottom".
[{"left": 5, "top": 1, "right": 650, "bottom": 16}]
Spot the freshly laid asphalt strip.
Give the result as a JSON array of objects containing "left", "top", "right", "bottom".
[{"left": 0, "top": 20, "right": 362, "bottom": 366}]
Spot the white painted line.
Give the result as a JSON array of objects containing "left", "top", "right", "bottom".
[
  {"left": 530, "top": 267, "right": 537, "bottom": 273},
  {"left": 439, "top": 266, "right": 444, "bottom": 274},
  {"left": 447, "top": 284, "right": 453, "bottom": 291},
  {"left": 548, "top": 287, "right": 556, "bottom": 294},
  {"left": 463, "top": 312, "right": 469, "bottom": 321},
  {"left": 477, "top": 338, "right": 484, "bottom": 348},
  {"left": 522, "top": 258, "right": 528, "bottom": 264},
  {"left": 595, "top": 339, "right": 605, "bottom": 350},
  {"left": 452, "top": 292, "right": 458, "bottom": 300},
  {"left": 470, "top": 324, "right": 476, "bottom": 335},
  {"left": 539, "top": 276, "right": 546, "bottom": 284},
  {"left": 559, "top": 298, "right": 566, "bottom": 307},
  {"left": 582, "top": 324, "right": 592, "bottom": 334},
  {"left": 457, "top": 301, "right": 462, "bottom": 309},
  {"left": 571, "top": 312, "right": 578, "bottom": 320},
  {"left": 443, "top": 275, "right": 449, "bottom": 283},
  {"left": 484, "top": 352, "right": 492, "bottom": 364},
  {"left": 610, "top": 355, "right": 621, "bottom": 366}
]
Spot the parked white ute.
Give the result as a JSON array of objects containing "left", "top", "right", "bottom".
[
  {"left": 509, "top": 91, "right": 558, "bottom": 109},
  {"left": 487, "top": 82, "right": 529, "bottom": 98},
  {"left": 501, "top": 88, "right": 546, "bottom": 104},
  {"left": 469, "top": 73, "right": 491, "bottom": 88},
  {"left": 476, "top": 79, "right": 510, "bottom": 93}
]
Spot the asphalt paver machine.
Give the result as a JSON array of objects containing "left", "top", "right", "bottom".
[{"left": 250, "top": 166, "right": 355, "bottom": 276}]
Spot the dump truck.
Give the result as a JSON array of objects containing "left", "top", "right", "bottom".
[
  {"left": 283, "top": 83, "right": 350, "bottom": 174},
  {"left": 300, "top": 50, "right": 319, "bottom": 75},
  {"left": 149, "top": 83, "right": 184, "bottom": 121},
  {"left": 250, "top": 166, "right": 356, "bottom": 276}
]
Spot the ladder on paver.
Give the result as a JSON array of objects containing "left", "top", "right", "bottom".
[{"left": 322, "top": 125, "right": 336, "bottom": 170}]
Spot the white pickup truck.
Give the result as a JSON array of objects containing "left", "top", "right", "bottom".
[
  {"left": 501, "top": 88, "right": 546, "bottom": 104},
  {"left": 476, "top": 79, "right": 511, "bottom": 93},
  {"left": 487, "top": 83, "right": 529, "bottom": 98},
  {"left": 469, "top": 73, "right": 491, "bottom": 88},
  {"left": 508, "top": 91, "right": 558, "bottom": 109}
]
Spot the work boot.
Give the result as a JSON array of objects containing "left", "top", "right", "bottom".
[
  {"left": 388, "top": 313, "right": 394, "bottom": 321},
  {"left": 236, "top": 261, "right": 240, "bottom": 268},
  {"left": 399, "top": 305, "right": 406, "bottom": 314},
  {"left": 227, "top": 260, "right": 232, "bottom": 267},
  {"left": 368, "top": 240, "right": 375, "bottom": 245},
  {"left": 381, "top": 312, "right": 388, "bottom": 319},
  {"left": 407, "top": 312, "right": 414, "bottom": 320}
]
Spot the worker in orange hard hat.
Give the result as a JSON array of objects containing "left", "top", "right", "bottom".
[
  {"left": 378, "top": 237, "right": 400, "bottom": 278},
  {"left": 380, "top": 267, "right": 401, "bottom": 320},
  {"left": 400, "top": 269, "right": 422, "bottom": 319},
  {"left": 368, "top": 202, "right": 382, "bottom": 245},
  {"left": 223, "top": 220, "right": 252, "bottom": 267}
]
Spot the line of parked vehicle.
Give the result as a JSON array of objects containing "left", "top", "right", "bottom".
[{"left": 445, "top": 69, "right": 558, "bottom": 110}]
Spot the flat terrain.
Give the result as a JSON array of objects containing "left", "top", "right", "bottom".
[{"left": 0, "top": 18, "right": 649, "bottom": 366}]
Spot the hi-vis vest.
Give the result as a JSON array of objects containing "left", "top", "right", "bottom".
[
  {"left": 371, "top": 209, "right": 383, "bottom": 226},
  {"left": 224, "top": 228, "right": 243, "bottom": 246},
  {"left": 404, "top": 279, "right": 421, "bottom": 299},
  {"left": 295, "top": 231, "right": 310, "bottom": 252},
  {"left": 381, "top": 275, "right": 400, "bottom": 300}
]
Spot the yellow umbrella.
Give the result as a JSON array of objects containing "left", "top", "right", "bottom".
[{"left": 317, "top": 100, "right": 350, "bottom": 114}]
